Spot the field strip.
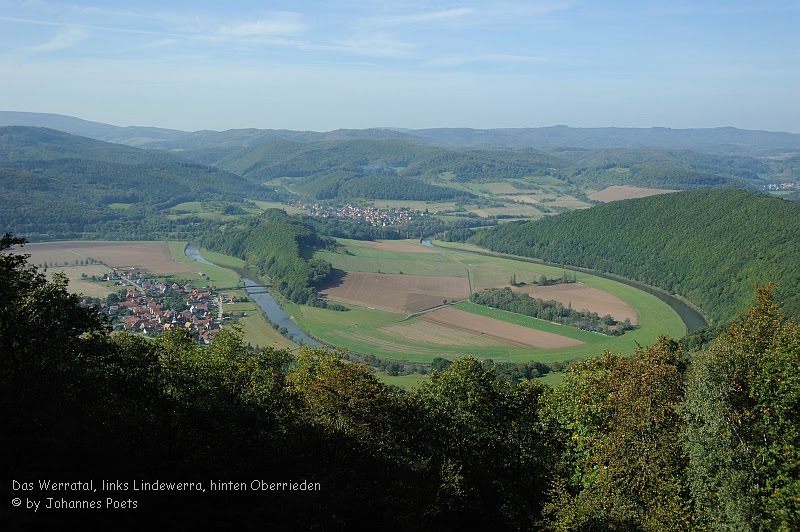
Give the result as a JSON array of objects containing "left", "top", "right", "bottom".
[
  {"left": 380, "top": 320, "right": 510, "bottom": 347},
  {"left": 423, "top": 307, "right": 584, "bottom": 349}
]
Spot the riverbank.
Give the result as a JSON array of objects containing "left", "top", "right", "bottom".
[{"left": 183, "top": 244, "right": 315, "bottom": 348}]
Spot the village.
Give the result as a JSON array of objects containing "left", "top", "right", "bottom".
[
  {"left": 82, "top": 269, "right": 238, "bottom": 344},
  {"left": 299, "top": 202, "right": 423, "bottom": 226}
]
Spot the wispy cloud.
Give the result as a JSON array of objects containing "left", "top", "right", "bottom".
[
  {"left": 333, "top": 32, "right": 416, "bottom": 57},
  {"left": 0, "top": 15, "right": 186, "bottom": 38},
  {"left": 482, "top": 1, "right": 574, "bottom": 18},
  {"left": 20, "top": 26, "right": 88, "bottom": 54},
  {"left": 429, "top": 53, "right": 550, "bottom": 67},
  {"left": 117, "top": 38, "right": 179, "bottom": 54},
  {"left": 363, "top": 7, "right": 475, "bottom": 27},
  {"left": 216, "top": 13, "right": 307, "bottom": 38}
]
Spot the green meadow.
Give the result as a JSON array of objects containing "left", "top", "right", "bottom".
[{"left": 289, "top": 238, "right": 685, "bottom": 363}]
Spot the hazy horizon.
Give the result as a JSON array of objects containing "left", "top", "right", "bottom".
[
  {"left": 4, "top": 109, "right": 800, "bottom": 136},
  {"left": 1, "top": 1, "right": 798, "bottom": 133}
]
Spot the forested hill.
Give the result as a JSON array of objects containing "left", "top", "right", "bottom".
[
  {"left": 201, "top": 209, "right": 334, "bottom": 305},
  {"left": 0, "top": 126, "right": 271, "bottom": 196},
  {"left": 471, "top": 189, "right": 800, "bottom": 323},
  {"left": 0, "top": 127, "right": 279, "bottom": 239},
  {"left": 0, "top": 114, "right": 791, "bottom": 196}
]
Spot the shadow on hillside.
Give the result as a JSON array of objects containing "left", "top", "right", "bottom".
[{"left": 318, "top": 268, "right": 348, "bottom": 291}]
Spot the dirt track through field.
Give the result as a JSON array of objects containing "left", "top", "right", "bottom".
[
  {"left": 423, "top": 307, "right": 584, "bottom": 349},
  {"left": 511, "top": 283, "right": 639, "bottom": 324},
  {"left": 321, "top": 271, "right": 470, "bottom": 314}
]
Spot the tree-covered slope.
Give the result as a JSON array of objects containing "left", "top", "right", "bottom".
[
  {"left": 207, "top": 136, "right": 770, "bottom": 197},
  {"left": 562, "top": 148, "right": 769, "bottom": 190},
  {"left": 201, "top": 209, "right": 334, "bottom": 305},
  {"left": 471, "top": 189, "right": 800, "bottom": 323},
  {"left": 0, "top": 127, "right": 279, "bottom": 239}
]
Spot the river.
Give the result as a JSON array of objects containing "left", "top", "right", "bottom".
[{"left": 184, "top": 244, "right": 320, "bottom": 347}]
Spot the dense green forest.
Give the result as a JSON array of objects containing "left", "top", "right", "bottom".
[
  {"left": 472, "top": 189, "right": 800, "bottom": 324},
  {"left": 3, "top": 234, "right": 797, "bottom": 529},
  {"left": 201, "top": 209, "right": 335, "bottom": 305},
  {"left": 0, "top": 127, "right": 280, "bottom": 239},
  {"left": 207, "top": 135, "right": 770, "bottom": 195},
  {"left": 289, "top": 169, "right": 474, "bottom": 201},
  {"left": 308, "top": 212, "right": 494, "bottom": 241}
]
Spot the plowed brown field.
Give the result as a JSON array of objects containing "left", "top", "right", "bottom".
[
  {"left": 321, "top": 272, "right": 470, "bottom": 314},
  {"left": 423, "top": 307, "right": 584, "bottom": 349},
  {"left": 24, "top": 242, "right": 193, "bottom": 274},
  {"left": 511, "top": 283, "right": 639, "bottom": 324}
]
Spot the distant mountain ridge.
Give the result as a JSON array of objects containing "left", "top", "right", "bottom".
[
  {"left": 2, "top": 114, "right": 797, "bottom": 217},
  {"left": 2, "top": 111, "right": 799, "bottom": 154},
  {"left": 408, "top": 126, "right": 800, "bottom": 153}
]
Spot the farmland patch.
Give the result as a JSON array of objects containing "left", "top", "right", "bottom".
[
  {"left": 423, "top": 307, "right": 584, "bottom": 349},
  {"left": 321, "top": 271, "right": 470, "bottom": 314},
  {"left": 511, "top": 282, "right": 639, "bottom": 324},
  {"left": 380, "top": 320, "right": 510, "bottom": 347},
  {"left": 25, "top": 241, "right": 193, "bottom": 274},
  {"left": 357, "top": 239, "right": 437, "bottom": 254}
]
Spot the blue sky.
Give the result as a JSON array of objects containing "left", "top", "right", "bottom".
[{"left": 1, "top": 0, "right": 798, "bottom": 132}]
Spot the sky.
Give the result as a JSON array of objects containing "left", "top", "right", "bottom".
[{"left": 1, "top": 0, "right": 799, "bottom": 132}]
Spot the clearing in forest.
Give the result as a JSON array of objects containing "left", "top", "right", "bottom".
[{"left": 588, "top": 186, "right": 680, "bottom": 202}]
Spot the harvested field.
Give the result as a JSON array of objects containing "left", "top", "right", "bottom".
[
  {"left": 357, "top": 240, "right": 437, "bottom": 254},
  {"left": 321, "top": 271, "right": 470, "bottom": 314},
  {"left": 24, "top": 241, "right": 193, "bottom": 275},
  {"left": 589, "top": 186, "right": 680, "bottom": 202},
  {"left": 380, "top": 320, "right": 510, "bottom": 347},
  {"left": 511, "top": 283, "right": 639, "bottom": 324},
  {"left": 334, "top": 330, "right": 441, "bottom": 355},
  {"left": 469, "top": 204, "right": 543, "bottom": 218},
  {"left": 423, "top": 307, "right": 584, "bottom": 349}
]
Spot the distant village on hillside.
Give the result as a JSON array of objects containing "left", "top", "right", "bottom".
[{"left": 297, "top": 202, "right": 430, "bottom": 226}]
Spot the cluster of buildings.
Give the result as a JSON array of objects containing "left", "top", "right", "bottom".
[
  {"left": 764, "top": 182, "right": 800, "bottom": 191},
  {"left": 86, "top": 271, "right": 238, "bottom": 344},
  {"left": 304, "top": 203, "right": 422, "bottom": 226}
]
